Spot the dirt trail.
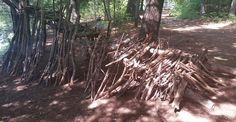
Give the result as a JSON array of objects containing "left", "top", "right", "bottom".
[
  {"left": 161, "top": 16, "right": 236, "bottom": 68},
  {"left": 1, "top": 16, "right": 236, "bottom": 122}
]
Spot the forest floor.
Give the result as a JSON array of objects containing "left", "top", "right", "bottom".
[{"left": 1, "top": 14, "right": 236, "bottom": 122}]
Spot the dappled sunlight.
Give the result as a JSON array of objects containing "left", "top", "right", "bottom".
[
  {"left": 88, "top": 99, "right": 110, "bottom": 109},
  {"left": 208, "top": 47, "right": 221, "bottom": 53},
  {"left": 2, "top": 101, "right": 20, "bottom": 108},
  {"left": 213, "top": 56, "right": 229, "bottom": 61},
  {"left": 1, "top": 71, "right": 236, "bottom": 121},
  {"left": 23, "top": 100, "right": 32, "bottom": 106},
  {"left": 14, "top": 85, "right": 28, "bottom": 92},
  {"left": 0, "top": 85, "right": 8, "bottom": 89},
  {"left": 210, "top": 103, "right": 236, "bottom": 119},
  {"left": 0, "top": 1, "right": 236, "bottom": 121},
  {"left": 177, "top": 111, "right": 211, "bottom": 122},
  {"left": 233, "top": 43, "right": 236, "bottom": 48},
  {"left": 117, "top": 107, "right": 135, "bottom": 114},
  {"left": 54, "top": 91, "right": 68, "bottom": 97},
  {"left": 7, "top": 114, "right": 31, "bottom": 122},
  {"left": 164, "top": 21, "right": 233, "bottom": 32},
  {"left": 0, "top": 75, "right": 87, "bottom": 121},
  {"left": 49, "top": 100, "right": 59, "bottom": 106},
  {"left": 202, "top": 22, "right": 233, "bottom": 29},
  {"left": 0, "top": 42, "right": 9, "bottom": 49}
]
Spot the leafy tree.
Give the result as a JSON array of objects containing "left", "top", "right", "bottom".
[
  {"left": 170, "top": 0, "right": 233, "bottom": 19},
  {"left": 171, "top": 0, "right": 201, "bottom": 19}
]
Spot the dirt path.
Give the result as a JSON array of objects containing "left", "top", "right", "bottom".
[
  {"left": 1, "top": 16, "right": 236, "bottom": 122},
  {"left": 161, "top": 16, "right": 236, "bottom": 68}
]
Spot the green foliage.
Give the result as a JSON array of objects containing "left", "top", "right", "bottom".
[
  {"left": 80, "top": 0, "right": 130, "bottom": 25},
  {"left": 80, "top": 0, "right": 104, "bottom": 20},
  {"left": 0, "top": 3, "right": 12, "bottom": 30},
  {"left": 0, "top": 3, "right": 12, "bottom": 61},
  {"left": 206, "top": 0, "right": 231, "bottom": 13},
  {"left": 170, "top": 0, "right": 232, "bottom": 19},
  {"left": 204, "top": 0, "right": 231, "bottom": 20},
  {"left": 0, "top": 41, "right": 9, "bottom": 62},
  {"left": 112, "top": 0, "right": 131, "bottom": 25},
  {"left": 170, "top": 0, "right": 200, "bottom": 19}
]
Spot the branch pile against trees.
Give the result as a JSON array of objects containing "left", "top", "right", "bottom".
[
  {"left": 2, "top": 0, "right": 46, "bottom": 80},
  {"left": 1, "top": 0, "right": 230, "bottom": 112},
  {"left": 2, "top": 0, "right": 105, "bottom": 85},
  {"left": 92, "top": 37, "right": 225, "bottom": 110}
]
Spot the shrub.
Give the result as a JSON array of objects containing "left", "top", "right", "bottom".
[{"left": 170, "top": 0, "right": 200, "bottom": 19}]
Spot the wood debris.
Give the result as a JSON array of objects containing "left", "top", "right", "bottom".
[{"left": 92, "top": 37, "right": 224, "bottom": 110}]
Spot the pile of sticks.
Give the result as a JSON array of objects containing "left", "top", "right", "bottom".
[{"left": 93, "top": 36, "right": 224, "bottom": 110}]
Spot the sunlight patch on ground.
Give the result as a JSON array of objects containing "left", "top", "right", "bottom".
[
  {"left": 23, "top": 100, "right": 32, "bottom": 106},
  {"left": 8, "top": 114, "right": 31, "bottom": 122},
  {"left": 177, "top": 111, "right": 212, "bottom": 122},
  {"left": 213, "top": 56, "right": 228, "bottom": 61},
  {"left": 165, "top": 22, "right": 232, "bottom": 32},
  {"left": 210, "top": 103, "right": 236, "bottom": 119},
  {"left": 117, "top": 107, "right": 135, "bottom": 114},
  {"left": 2, "top": 101, "right": 20, "bottom": 108},
  {"left": 233, "top": 43, "right": 236, "bottom": 48},
  {"left": 14, "top": 85, "right": 28, "bottom": 91},
  {"left": 88, "top": 99, "right": 110, "bottom": 109},
  {"left": 208, "top": 47, "right": 221, "bottom": 53},
  {"left": 49, "top": 100, "right": 59, "bottom": 106},
  {"left": 0, "top": 85, "right": 8, "bottom": 89}
]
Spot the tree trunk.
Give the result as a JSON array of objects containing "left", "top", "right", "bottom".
[
  {"left": 103, "top": 0, "right": 111, "bottom": 20},
  {"left": 139, "top": 0, "right": 164, "bottom": 41},
  {"left": 140, "top": 0, "right": 144, "bottom": 12},
  {"left": 70, "top": 0, "right": 80, "bottom": 24},
  {"left": 3, "top": 0, "right": 19, "bottom": 33},
  {"left": 113, "top": 0, "right": 116, "bottom": 20},
  {"left": 126, "top": 0, "right": 136, "bottom": 18},
  {"left": 200, "top": 0, "right": 207, "bottom": 15},
  {"left": 230, "top": 0, "right": 236, "bottom": 16},
  {"left": 134, "top": 0, "right": 141, "bottom": 27}
]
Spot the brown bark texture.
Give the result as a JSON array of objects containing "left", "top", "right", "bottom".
[{"left": 139, "top": 0, "right": 164, "bottom": 41}]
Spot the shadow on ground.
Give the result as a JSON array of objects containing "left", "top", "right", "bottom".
[
  {"left": 1, "top": 75, "right": 236, "bottom": 122},
  {"left": 161, "top": 18, "right": 236, "bottom": 68},
  {"left": 1, "top": 15, "right": 236, "bottom": 122}
]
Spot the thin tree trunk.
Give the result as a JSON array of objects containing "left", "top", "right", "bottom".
[
  {"left": 113, "top": 0, "right": 116, "bottom": 20},
  {"left": 139, "top": 0, "right": 164, "bottom": 41},
  {"left": 134, "top": 0, "right": 140, "bottom": 27},
  {"left": 200, "top": 0, "right": 207, "bottom": 15},
  {"left": 102, "top": 0, "right": 111, "bottom": 20},
  {"left": 126, "top": 0, "right": 136, "bottom": 18},
  {"left": 140, "top": 0, "right": 144, "bottom": 12},
  {"left": 230, "top": 0, "right": 236, "bottom": 16}
]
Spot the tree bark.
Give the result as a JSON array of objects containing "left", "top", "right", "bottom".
[
  {"left": 134, "top": 0, "right": 141, "bottom": 27},
  {"left": 126, "top": 0, "right": 136, "bottom": 18},
  {"left": 103, "top": 0, "right": 111, "bottom": 20},
  {"left": 230, "top": 0, "right": 236, "bottom": 16},
  {"left": 2, "top": 0, "right": 19, "bottom": 10},
  {"left": 70, "top": 0, "right": 80, "bottom": 24},
  {"left": 140, "top": 0, "right": 144, "bottom": 12},
  {"left": 3, "top": 0, "right": 19, "bottom": 33},
  {"left": 200, "top": 0, "right": 207, "bottom": 15},
  {"left": 139, "top": 0, "right": 164, "bottom": 41},
  {"left": 113, "top": 0, "right": 116, "bottom": 20}
]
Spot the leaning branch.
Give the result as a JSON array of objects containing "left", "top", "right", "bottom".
[{"left": 2, "top": 0, "right": 19, "bottom": 11}]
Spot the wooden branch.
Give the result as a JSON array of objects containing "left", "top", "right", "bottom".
[{"left": 2, "top": 0, "right": 19, "bottom": 11}]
